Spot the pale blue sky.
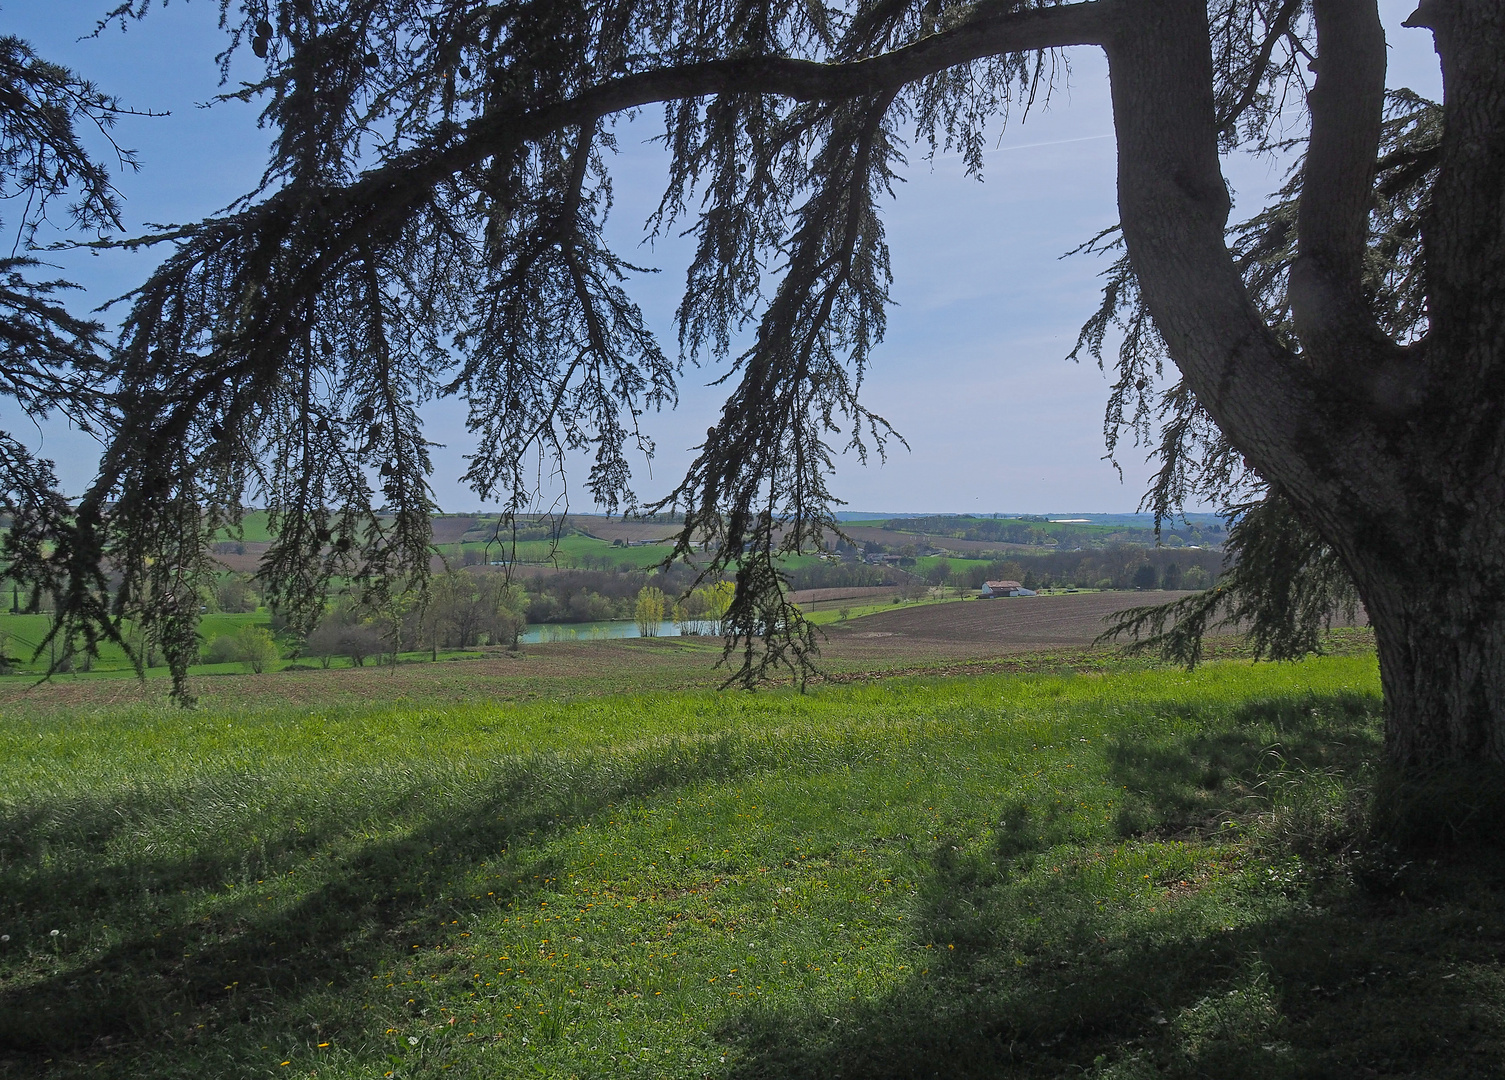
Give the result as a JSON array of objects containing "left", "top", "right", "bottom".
[{"left": 6, "top": 2, "right": 1442, "bottom": 514}]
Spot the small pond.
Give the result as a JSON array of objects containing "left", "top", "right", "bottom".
[{"left": 518, "top": 619, "right": 722, "bottom": 643}]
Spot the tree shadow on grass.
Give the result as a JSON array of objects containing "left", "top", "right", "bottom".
[
  {"left": 0, "top": 731, "right": 786, "bottom": 1064},
  {"left": 1103, "top": 689, "right": 1381, "bottom": 840},
  {"left": 720, "top": 872, "right": 1505, "bottom": 1079},
  {"left": 716, "top": 691, "right": 1505, "bottom": 1079}
]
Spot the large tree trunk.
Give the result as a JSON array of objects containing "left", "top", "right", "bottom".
[
  {"left": 1362, "top": 569, "right": 1505, "bottom": 765},
  {"left": 1104, "top": 0, "right": 1505, "bottom": 770},
  {"left": 1321, "top": 0, "right": 1505, "bottom": 768}
]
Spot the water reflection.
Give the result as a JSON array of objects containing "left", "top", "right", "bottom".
[{"left": 518, "top": 619, "right": 722, "bottom": 643}]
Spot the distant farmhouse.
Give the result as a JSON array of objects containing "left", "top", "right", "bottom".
[{"left": 980, "top": 579, "right": 1036, "bottom": 598}]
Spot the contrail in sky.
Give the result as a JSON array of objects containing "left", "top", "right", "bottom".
[
  {"left": 935, "top": 132, "right": 1113, "bottom": 162},
  {"left": 985, "top": 133, "right": 1114, "bottom": 154}
]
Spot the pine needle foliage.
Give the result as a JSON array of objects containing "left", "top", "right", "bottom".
[
  {"left": 1099, "top": 491, "right": 1360, "bottom": 666},
  {"left": 0, "top": 36, "right": 136, "bottom": 661}
]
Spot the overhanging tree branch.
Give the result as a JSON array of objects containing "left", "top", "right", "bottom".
[
  {"left": 1288, "top": 0, "right": 1393, "bottom": 362},
  {"left": 1214, "top": 0, "right": 1304, "bottom": 138}
]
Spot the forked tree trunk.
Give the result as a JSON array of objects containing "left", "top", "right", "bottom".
[
  {"left": 1317, "top": 0, "right": 1505, "bottom": 768},
  {"left": 1104, "top": 0, "right": 1505, "bottom": 771}
]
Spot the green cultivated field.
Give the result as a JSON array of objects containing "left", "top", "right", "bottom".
[
  {"left": 0, "top": 612, "right": 272, "bottom": 676},
  {"left": 4, "top": 657, "right": 1505, "bottom": 1078},
  {"left": 502, "top": 534, "right": 678, "bottom": 569},
  {"left": 430, "top": 535, "right": 678, "bottom": 570},
  {"left": 214, "top": 511, "right": 277, "bottom": 543}
]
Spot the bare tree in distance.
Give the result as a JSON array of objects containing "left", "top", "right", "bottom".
[{"left": 18, "top": 1, "right": 1505, "bottom": 773}]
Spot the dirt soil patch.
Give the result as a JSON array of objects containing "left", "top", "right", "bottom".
[
  {"left": 818, "top": 591, "right": 1200, "bottom": 660},
  {"left": 429, "top": 514, "right": 483, "bottom": 543},
  {"left": 790, "top": 586, "right": 903, "bottom": 606},
  {"left": 209, "top": 540, "right": 271, "bottom": 573}
]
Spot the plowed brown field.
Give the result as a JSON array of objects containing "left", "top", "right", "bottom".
[
  {"left": 819, "top": 591, "right": 1200, "bottom": 660},
  {"left": 790, "top": 586, "right": 905, "bottom": 606}
]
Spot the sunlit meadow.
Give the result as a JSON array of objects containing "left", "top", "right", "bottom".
[{"left": 4, "top": 655, "right": 1504, "bottom": 1078}]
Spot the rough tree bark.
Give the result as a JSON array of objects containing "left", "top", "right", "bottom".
[{"left": 1106, "top": 0, "right": 1505, "bottom": 767}]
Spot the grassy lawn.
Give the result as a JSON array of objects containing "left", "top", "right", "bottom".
[{"left": 4, "top": 655, "right": 1504, "bottom": 1077}]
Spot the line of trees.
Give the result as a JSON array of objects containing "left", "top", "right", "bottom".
[
  {"left": 301, "top": 571, "right": 530, "bottom": 667},
  {"left": 958, "top": 546, "right": 1225, "bottom": 592},
  {"left": 884, "top": 516, "right": 1223, "bottom": 550},
  {"left": 783, "top": 545, "right": 1224, "bottom": 596},
  {"left": 782, "top": 561, "right": 905, "bottom": 592}
]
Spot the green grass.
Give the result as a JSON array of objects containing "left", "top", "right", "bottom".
[
  {"left": 489, "top": 534, "right": 678, "bottom": 569},
  {"left": 0, "top": 613, "right": 83, "bottom": 664},
  {"left": 5, "top": 655, "right": 1505, "bottom": 1077},
  {"left": 212, "top": 510, "right": 276, "bottom": 543},
  {"left": 910, "top": 554, "right": 989, "bottom": 576},
  {"left": 0, "top": 612, "right": 273, "bottom": 677}
]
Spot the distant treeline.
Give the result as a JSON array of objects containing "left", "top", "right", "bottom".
[
  {"left": 782, "top": 561, "right": 902, "bottom": 592},
  {"left": 886, "top": 515, "right": 1222, "bottom": 549},
  {"left": 207, "top": 564, "right": 712, "bottom": 637},
  {"left": 776, "top": 546, "right": 1224, "bottom": 594},
  {"left": 893, "top": 516, "right": 1059, "bottom": 545},
  {"left": 950, "top": 545, "right": 1225, "bottom": 591}
]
